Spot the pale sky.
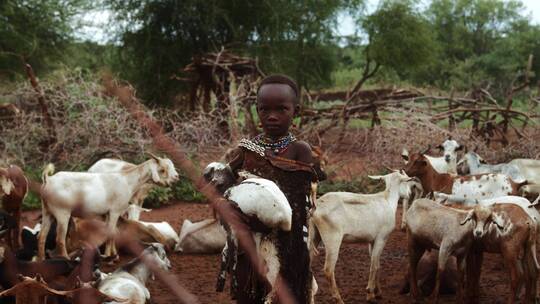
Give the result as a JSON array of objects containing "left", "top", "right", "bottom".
[
  {"left": 78, "top": 0, "right": 540, "bottom": 43},
  {"left": 336, "top": 0, "right": 540, "bottom": 36}
]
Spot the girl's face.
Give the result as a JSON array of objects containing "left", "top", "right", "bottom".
[{"left": 256, "top": 83, "right": 298, "bottom": 139}]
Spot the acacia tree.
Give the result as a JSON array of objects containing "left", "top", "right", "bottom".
[
  {"left": 105, "top": 0, "right": 363, "bottom": 105},
  {"left": 351, "top": 0, "right": 436, "bottom": 93},
  {"left": 419, "top": 0, "right": 533, "bottom": 90},
  {"left": 0, "top": 0, "right": 86, "bottom": 79}
]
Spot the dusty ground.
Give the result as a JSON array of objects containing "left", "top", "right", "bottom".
[{"left": 19, "top": 202, "right": 515, "bottom": 304}]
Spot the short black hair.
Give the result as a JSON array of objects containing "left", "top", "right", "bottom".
[{"left": 257, "top": 74, "right": 299, "bottom": 104}]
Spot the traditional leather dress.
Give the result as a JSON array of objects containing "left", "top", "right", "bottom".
[{"left": 216, "top": 135, "right": 324, "bottom": 304}]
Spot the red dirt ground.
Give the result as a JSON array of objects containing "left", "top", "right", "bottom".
[{"left": 20, "top": 201, "right": 515, "bottom": 304}]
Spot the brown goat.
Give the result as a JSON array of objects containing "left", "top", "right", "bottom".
[
  {"left": 0, "top": 165, "right": 28, "bottom": 249},
  {"left": 466, "top": 203, "right": 539, "bottom": 304}
]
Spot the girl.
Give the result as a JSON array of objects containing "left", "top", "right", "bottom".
[{"left": 222, "top": 74, "right": 325, "bottom": 304}]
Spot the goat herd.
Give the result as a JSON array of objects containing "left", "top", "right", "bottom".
[{"left": 0, "top": 139, "right": 539, "bottom": 304}]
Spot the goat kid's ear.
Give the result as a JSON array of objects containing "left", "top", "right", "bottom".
[
  {"left": 491, "top": 214, "right": 505, "bottom": 230},
  {"left": 456, "top": 145, "right": 464, "bottom": 151},
  {"left": 460, "top": 210, "right": 474, "bottom": 225}
]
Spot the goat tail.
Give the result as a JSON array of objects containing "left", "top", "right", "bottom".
[
  {"left": 41, "top": 163, "right": 55, "bottom": 185},
  {"left": 308, "top": 218, "right": 321, "bottom": 257}
]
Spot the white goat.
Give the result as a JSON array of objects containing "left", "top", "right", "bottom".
[
  {"left": 402, "top": 139, "right": 463, "bottom": 174},
  {"left": 88, "top": 156, "right": 178, "bottom": 208},
  {"left": 38, "top": 157, "right": 176, "bottom": 260},
  {"left": 405, "top": 199, "right": 503, "bottom": 303},
  {"left": 98, "top": 243, "right": 171, "bottom": 304},
  {"left": 175, "top": 219, "right": 226, "bottom": 254},
  {"left": 458, "top": 152, "right": 525, "bottom": 182},
  {"left": 308, "top": 171, "right": 412, "bottom": 303}
]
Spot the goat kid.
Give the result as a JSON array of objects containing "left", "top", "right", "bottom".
[
  {"left": 97, "top": 243, "right": 171, "bottom": 304},
  {"left": 309, "top": 170, "right": 412, "bottom": 303}
]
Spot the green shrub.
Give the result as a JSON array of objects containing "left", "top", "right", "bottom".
[
  {"left": 318, "top": 175, "right": 385, "bottom": 196},
  {"left": 143, "top": 176, "right": 205, "bottom": 207}
]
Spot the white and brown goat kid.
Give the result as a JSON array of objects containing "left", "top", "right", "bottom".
[
  {"left": 404, "top": 151, "right": 527, "bottom": 204},
  {"left": 308, "top": 170, "right": 412, "bottom": 303},
  {"left": 38, "top": 156, "right": 177, "bottom": 260},
  {"left": 405, "top": 199, "right": 507, "bottom": 304}
]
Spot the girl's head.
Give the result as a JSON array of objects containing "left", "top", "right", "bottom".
[{"left": 256, "top": 74, "right": 299, "bottom": 139}]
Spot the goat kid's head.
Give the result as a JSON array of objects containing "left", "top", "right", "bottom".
[
  {"left": 403, "top": 152, "right": 431, "bottom": 178},
  {"left": 143, "top": 243, "right": 171, "bottom": 273},
  {"left": 0, "top": 169, "right": 14, "bottom": 197},
  {"left": 369, "top": 170, "right": 412, "bottom": 189},
  {"left": 203, "top": 162, "right": 236, "bottom": 194},
  {"left": 148, "top": 154, "right": 179, "bottom": 186},
  {"left": 460, "top": 205, "right": 504, "bottom": 239},
  {"left": 437, "top": 139, "right": 463, "bottom": 164}
]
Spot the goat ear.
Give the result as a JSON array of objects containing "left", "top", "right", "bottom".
[
  {"left": 436, "top": 145, "right": 444, "bottom": 151},
  {"left": 456, "top": 145, "right": 464, "bottom": 151},
  {"left": 401, "top": 149, "right": 410, "bottom": 162},
  {"left": 460, "top": 210, "right": 474, "bottom": 225},
  {"left": 150, "top": 164, "right": 161, "bottom": 183},
  {"left": 368, "top": 175, "right": 383, "bottom": 180},
  {"left": 148, "top": 152, "right": 160, "bottom": 160},
  {"left": 492, "top": 214, "right": 505, "bottom": 230},
  {"left": 0, "top": 177, "right": 13, "bottom": 196}
]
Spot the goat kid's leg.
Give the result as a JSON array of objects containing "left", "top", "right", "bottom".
[
  {"left": 38, "top": 210, "right": 53, "bottom": 261},
  {"left": 366, "top": 238, "right": 386, "bottom": 302},
  {"left": 322, "top": 232, "right": 344, "bottom": 304}
]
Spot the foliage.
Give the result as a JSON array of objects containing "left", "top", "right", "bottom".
[
  {"left": 104, "top": 0, "right": 364, "bottom": 103},
  {"left": 414, "top": 0, "right": 538, "bottom": 92},
  {"left": 362, "top": 0, "right": 436, "bottom": 78},
  {"left": 318, "top": 175, "right": 385, "bottom": 196},
  {"left": 144, "top": 177, "right": 206, "bottom": 207},
  {"left": 0, "top": 0, "right": 89, "bottom": 79}
]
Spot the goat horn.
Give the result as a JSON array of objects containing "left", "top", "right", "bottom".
[{"left": 147, "top": 152, "right": 160, "bottom": 160}]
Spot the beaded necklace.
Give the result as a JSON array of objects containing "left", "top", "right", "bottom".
[{"left": 252, "top": 132, "right": 297, "bottom": 155}]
